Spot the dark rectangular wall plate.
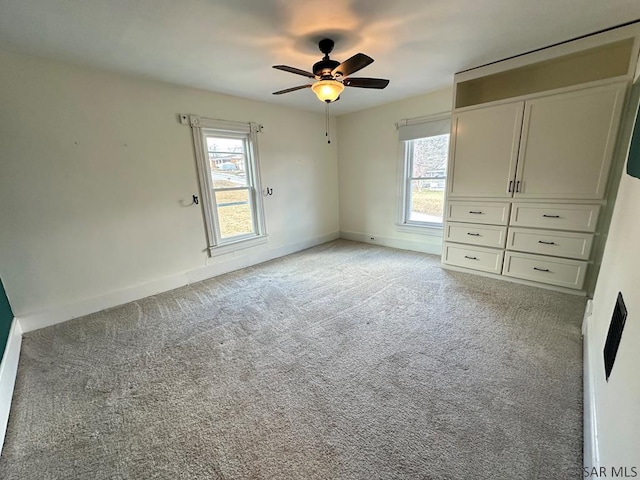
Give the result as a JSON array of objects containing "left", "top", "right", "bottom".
[{"left": 604, "top": 292, "right": 628, "bottom": 382}]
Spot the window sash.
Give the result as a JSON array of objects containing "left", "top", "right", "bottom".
[
  {"left": 405, "top": 178, "right": 447, "bottom": 225},
  {"left": 205, "top": 134, "right": 258, "bottom": 244},
  {"left": 212, "top": 186, "right": 257, "bottom": 243}
]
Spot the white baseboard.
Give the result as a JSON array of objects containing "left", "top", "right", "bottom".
[
  {"left": 339, "top": 230, "right": 442, "bottom": 256},
  {"left": 582, "top": 299, "right": 593, "bottom": 336},
  {"left": 188, "top": 232, "right": 339, "bottom": 284},
  {"left": 583, "top": 311, "right": 600, "bottom": 470},
  {"left": 0, "top": 318, "right": 22, "bottom": 456},
  {"left": 17, "top": 232, "right": 339, "bottom": 333}
]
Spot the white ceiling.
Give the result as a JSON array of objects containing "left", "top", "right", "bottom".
[{"left": 1, "top": 0, "right": 640, "bottom": 115}]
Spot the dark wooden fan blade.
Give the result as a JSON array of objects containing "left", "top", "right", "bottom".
[
  {"left": 332, "top": 53, "right": 373, "bottom": 77},
  {"left": 272, "top": 84, "right": 312, "bottom": 95},
  {"left": 273, "top": 65, "right": 316, "bottom": 78},
  {"left": 343, "top": 77, "right": 390, "bottom": 89}
]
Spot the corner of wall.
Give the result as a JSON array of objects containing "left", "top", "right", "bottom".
[
  {"left": 584, "top": 82, "right": 640, "bottom": 296},
  {"left": 339, "top": 230, "right": 443, "bottom": 255}
]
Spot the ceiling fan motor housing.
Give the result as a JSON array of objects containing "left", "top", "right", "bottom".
[
  {"left": 314, "top": 38, "right": 339, "bottom": 78},
  {"left": 313, "top": 58, "right": 340, "bottom": 78}
]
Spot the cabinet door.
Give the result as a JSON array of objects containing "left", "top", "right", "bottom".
[
  {"left": 514, "top": 83, "right": 626, "bottom": 199},
  {"left": 447, "top": 102, "right": 523, "bottom": 198}
]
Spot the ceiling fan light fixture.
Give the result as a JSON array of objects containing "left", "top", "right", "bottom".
[{"left": 311, "top": 79, "right": 344, "bottom": 103}]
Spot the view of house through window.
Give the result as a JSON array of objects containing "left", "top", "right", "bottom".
[
  {"left": 404, "top": 133, "right": 450, "bottom": 225},
  {"left": 206, "top": 135, "right": 255, "bottom": 239}
]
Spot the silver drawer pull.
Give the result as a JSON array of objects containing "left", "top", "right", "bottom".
[
  {"left": 464, "top": 255, "right": 478, "bottom": 260},
  {"left": 468, "top": 211, "right": 483, "bottom": 214},
  {"left": 542, "top": 214, "right": 560, "bottom": 218},
  {"left": 533, "top": 267, "right": 550, "bottom": 272},
  {"left": 538, "top": 240, "right": 556, "bottom": 245},
  {"left": 467, "top": 233, "right": 481, "bottom": 236}
]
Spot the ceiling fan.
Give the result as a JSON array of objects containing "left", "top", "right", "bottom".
[{"left": 272, "top": 38, "right": 390, "bottom": 103}]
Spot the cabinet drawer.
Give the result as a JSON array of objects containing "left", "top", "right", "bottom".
[
  {"left": 506, "top": 227, "right": 594, "bottom": 260},
  {"left": 446, "top": 222, "right": 507, "bottom": 248},
  {"left": 446, "top": 201, "right": 511, "bottom": 225},
  {"left": 503, "top": 252, "right": 587, "bottom": 289},
  {"left": 443, "top": 243, "right": 504, "bottom": 274},
  {"left": 510, "top": 203, "right": 600, "bottom": 232}
]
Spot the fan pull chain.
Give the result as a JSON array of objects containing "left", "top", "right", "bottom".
[{"left": 325, "top": 103, "right": 331, "bottom": 144}]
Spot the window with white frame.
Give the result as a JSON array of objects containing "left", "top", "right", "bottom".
[
  {"left": 191, "top": 117, "right": 266, "bottom": 254},
  {"left": 398, "top": 114, "right": 451, "bottom": 228}
]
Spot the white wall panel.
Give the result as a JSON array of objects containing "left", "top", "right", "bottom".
[
  {"left": 586, "top": 163, "right": 640, "bottom": 468},
  {"left": 0, "top": 50, "right": 339, "bottom": 317}
]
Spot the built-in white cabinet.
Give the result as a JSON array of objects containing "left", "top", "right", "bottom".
[
  {"left": 448, "top": 83, "right": 626, "bottom": 200},
  {"left": 444, "top": 84, "right": 625, "bottom": 291},
  {"left": 441, "top": 25, "right": 640, "bottom": 293},
  {"left": 514, "top": 84, "right": 625, "bottom": 199},
  {"left": 448, "top": 103, "right": 523, "bottom": 198}
]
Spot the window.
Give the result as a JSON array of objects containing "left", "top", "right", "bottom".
[
  {"left": 191, "top": 117, "right": 266, "bottom": 254},
  {"left": 398, "top": 114, "right": 450, "bottom": 229}
]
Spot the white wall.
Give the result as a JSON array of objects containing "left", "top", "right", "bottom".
[
  {"left": 585, "top": 87, "right": 640, "bottom": 467},
  {"left": 0, "top": 50, "right": 339, "bottom": 323},
  {"left": 337, "top": 88, "right": 453, "bottom": 254}
]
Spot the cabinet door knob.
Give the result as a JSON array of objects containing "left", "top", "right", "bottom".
[
  {"left": 533, "top": 267, "right": 550, "bottom": 272},
  {"left": 464, "top": 255, "right": 478, "bottom": 260},
  {"left": 467, "top": 232, "right": 481, "bottom": 236},
  {"left": 468, "top": 211, "right": 483, "bottom": 214},
  {"left": 508, "top": 180, "right": 513, "bottom": 193},
  {"left": 538, "top": 240, "right": 556, "bottom": 245},
  {"left": 542, "top": 214, "right": 560, "bottom": 218},
  {"left": 515, "top": 180, "right": 521, "bottom": 193}
]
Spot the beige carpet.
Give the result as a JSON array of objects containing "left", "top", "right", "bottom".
[{"left": 0, "top": 240, "right": 585, "bottom": 479}]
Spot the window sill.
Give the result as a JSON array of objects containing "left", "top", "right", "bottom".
[
  {"left": 396, "top": 223, "right": 443, "bottom": 236},
  {"left": 209, "top": 234, "right": 268, "bottom": 257}
]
